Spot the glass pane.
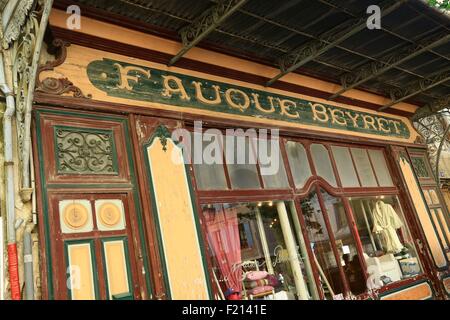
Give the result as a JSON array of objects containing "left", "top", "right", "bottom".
[
  {"left": 300, "top": 192, "right": 345, "bottom": 298},
  {"left": 191, "top": 132, "right": 228, "bottom": 190},
  {"left": 257, "top": 139, "right": 289, "bottom": 189},
  {"left": 331, "top": 146, "right": 359, "bottom": 187},
  {"left": 202, "top": 201, "right": 311, "bottom": 300},
  {"left": 349, "top": 196, "right": 423, "bottom": 288},
  {"left": 285, "top": 141, "right": 312, "bottom": 188},
  {"left": 351, "top": 148, "right": 377, "bottom": 187},
  {"left": 368, "top": 149, "right": 393, "bottom": 187},
  {"left": 226, "top": 136, "right": 261, "bottom": 189},
  {"left": 320, "top": 190, "right": 366, "bottom": 295},
  {"left": 311, "top": 144, "right": 337, "bottom": 187}
]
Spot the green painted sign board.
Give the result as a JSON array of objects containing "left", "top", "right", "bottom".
[{"left": 87, "top": 58, "right": 410, "bottom": 139}]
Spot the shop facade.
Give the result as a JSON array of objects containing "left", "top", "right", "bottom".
[
  {"left": 21, "top": 8, "right": 448, "bottom": 300},
  {"left": 1, "top": 1, "right": 450, "bottom": 300}
]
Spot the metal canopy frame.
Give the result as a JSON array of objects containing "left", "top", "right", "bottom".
[
  {"left": 381, "top": 69, "right": 450, "bottom": 111},
  {"left": 168, "top": 0, "right": 248, "bottom": 66},
  {"left": 265, "top": 0, "right": 408, "bottom": 86},
  {"left": 329, "top": 33, "right": 450, "bottom": 100}
]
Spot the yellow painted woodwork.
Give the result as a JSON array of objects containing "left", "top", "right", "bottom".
[
  {"left": 380, "top": 282, "right": 433, "bottom": 300},
  {"left": 103, "top": 241, "right": 130, "bottom": 299},
  {"left": 67, "top": 243, "right": 95, "bottom": 300},
  {"left": 436, "top": 209, "right": 450, "bottom": 247},
  {"left": 399, "top": 157, "right": 447, "bottom": 268},
  {"left": 444, "top": 277, "right": 450, "bottom": 294},
  {"left": 431, "top": 210, "right": 448, "bottom": 250},
  {"left": 147, "top": 138, "right": 209, "bottom": 300}
]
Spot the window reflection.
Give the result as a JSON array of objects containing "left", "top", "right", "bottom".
[
  {"left": 319, "top": 189, "right": 366, "bottom": 295},
  {"left": 300, "top": 192, "right": 345, "bottom": 298}
]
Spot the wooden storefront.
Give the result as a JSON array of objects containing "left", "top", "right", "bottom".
[{"left": 31, "top": 8, "right": 450, "bottom": 300}]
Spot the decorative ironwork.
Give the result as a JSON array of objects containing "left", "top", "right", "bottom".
[
  {"left": 9, "top": 0, "right": 54, "bottom": 190},
  {"left": 54, "top": 127, "right": 118, "bottom": 175},
  {"left": 380, "top": 70, "right": 450, "bottom": 111},
  {"left": 11, "top": 8, "right": 40, "bottom": 161},
  {"left": 413, "top": 94, "right": 450, "bottom": 120},
  {"left": 168, "top": 0, "right": 248, "bottom": 66},
  {"left": 413, "top": 111, "right": 450, "bottom": 182},
  {"left": 330, "top": 32, "right": 450, "bottom": 100},
  {"left": 411, "top": 157, "right": 430, "bottom": 178},
  {"left": 1, "top": 0, "right": 35, "bottom": 48},
  {"left": 267, "top": 0, "right": 408, "bottom": 86},
  {"left": 36, "top": 39, "right": 92, "bottom": 98}
]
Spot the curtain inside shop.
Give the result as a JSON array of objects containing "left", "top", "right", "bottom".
[{"left": 203, "top": 206, "right": 243, "bottom": 294}]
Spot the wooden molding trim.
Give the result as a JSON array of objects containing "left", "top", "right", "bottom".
[
  {"left": 48, "top": 26, "right": 416, "bottom": 119},
  {"left": 37, "top": 38, "right": 92, "bottom": 99}
]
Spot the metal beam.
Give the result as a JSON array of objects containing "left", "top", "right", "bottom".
[
  {"left": 266, "top": 0, "right": 407, "bottom": 86},
  {"left": 413, "top": 94, "right": 450, "bottom": 121},
  {"left": 168, "top": 0, "right": 247, "bottom": 66},
  {"left": 329, "top": 32, "right": 450, "bottom": 100},
  {"left": 379, "top": 69, "right": 450, "bottom": 111}
]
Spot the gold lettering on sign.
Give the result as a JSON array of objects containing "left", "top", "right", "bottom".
[
  {"left": 225, "top": 88, "right": 250, "bottom": 112},
  {"left": 162, "top": 75, "right": 190, "bottom": 101},
  {"left": 192, "top": 81, "right": 221, "bottom": 105},
  {"left": 279, "top": 99, "right": 300, "bottom": 119},
  {"left": 252, "top": 93, "right": 275, "bottom": 113},
  {"left": 311, "top": 103, "right": 329, "bottom": 123},
  {"left": 389, "top": 120, "right": 403, "bottom": 134},
  {"left": 345, "top": 112, "right": 360, "bottom": 128},
  {"left": 330, "top": 108, "right": 347, "bottom": 126},
  {"left": 377, "top": 117, "right": 391, "bottom": 133},
  {"left": 363, "top": 115, "right": 378, "bottom": 131},
  {"left": 114, "top": 63, "right": 151, "bottom": 90}
]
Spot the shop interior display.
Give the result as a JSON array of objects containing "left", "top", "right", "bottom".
[{"left": 203, "top": 202, "right": 312, "bottom": 300}]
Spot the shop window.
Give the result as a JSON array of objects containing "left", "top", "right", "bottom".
[
  {"left": 257, "top": 139, "right": 289, "bottom": 189},
  {"left": 331, "top": 146, "right": 359, "bottom": 187},
  {"left": 349, "top": 196, "right": 422, "bottom": 286},
  {"left": 202, "top": 201, "right": 313, "bottom": 300},
  {"left": 191, "top": 132, "right": 228, "bottom": 190},
  {"left": 319, "top": 190, "right": 366, "bottom": 295},
  {"left": 300, "top": 192, "right": 346, "bottom": 298},
  {"left": 225, "top": 136, "right": 261, "bottom": 189},
  {"left": 285, "top": 141, "right": 312, "bottom": 188},
  {"left": 310, "top": 144, "right": 337, "bottom": 187},
  {"left": 368, "top": 149, "right": 394, "bottom": 187},
  {"left": 351, "top": 148, "right": 378, "bottom": 187}
]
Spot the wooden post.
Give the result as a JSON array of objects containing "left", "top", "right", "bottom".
[
  {"left": 276, "top": 201, "right": 309, "bottom": 300},
  {"left": 255, "top": 206, "right": 274, "bottom": 274},
  {"left": 288, "top": 201, "right": 318, "bottom": 299}
]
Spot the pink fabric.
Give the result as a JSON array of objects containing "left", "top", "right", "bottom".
[
  {"left": 204, "top": 206, "right": 242, "bottom": 294},
  {"left": 249, "top": 285, "right": 274, "bottom": 296},
  {"left": 245, "top": 271, "right": 268, "bottom": 281}
]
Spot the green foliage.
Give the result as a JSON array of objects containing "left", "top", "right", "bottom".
[{"left": 427, "top": 0, "right": 450, "bottom": 10}]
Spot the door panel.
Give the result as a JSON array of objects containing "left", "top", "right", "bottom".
[
  {"left": 134, "top": 116, "right": 213, "bottom": 300},
  {"left": 35, "top": 109, "right": 149, "bottom": 299}
]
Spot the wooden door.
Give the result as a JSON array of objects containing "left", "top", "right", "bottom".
[{"left": 34, "top": 108, "right": 151, "bottom": 300}]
